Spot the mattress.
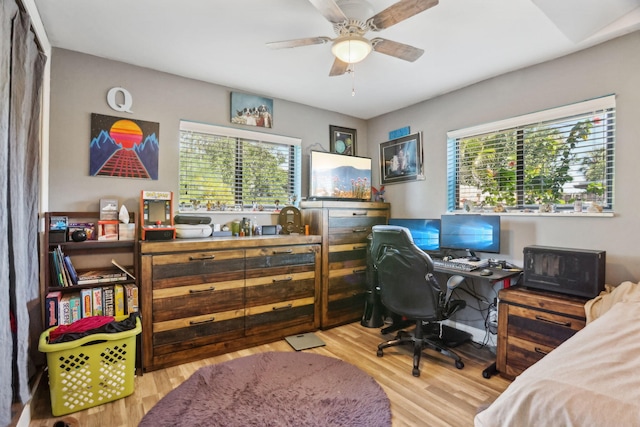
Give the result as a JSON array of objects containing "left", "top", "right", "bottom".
[{"left": 475, "top": 301, "right": 640, "bottom": 427}]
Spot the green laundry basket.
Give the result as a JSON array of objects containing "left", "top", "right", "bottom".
[{"left": 38, "top": 316, "right": 141, "bottom": 416}]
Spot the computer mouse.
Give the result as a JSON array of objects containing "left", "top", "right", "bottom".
[{"left": 479, "top": 269, "right": 493, "bottom": 276}]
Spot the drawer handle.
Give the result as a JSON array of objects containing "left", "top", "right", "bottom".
[
  {"left": 272, "top": 249, "right": 294, "bottom": 254},
  {"left": 534, "top": 315, "right": 571, "bottom": 327},
  {"left": 352, "top": 228, "right": 368, "bottom": 233},
  {"left": 190, "top": 317, "right": 215, "bottom": 325},
  {"left": 352, "top": 212, "right": 367, "bottom": 216},
  {"left": 189, "top": 286, "right": 216, "bottom": 294},
  {"left": 272, "top": 303, "right": 293, "bottom": 311},
  {"left": 534, "top": 347, "right": 549, "bottom": 356},
  {"left": 272, "top": 277, "right": 293, "bottom": 283},
  {"left": 353, "top": 268, "right": 367, "bottom": 274},
  {"left": 189, "top": 255, "right": 215, "bottom": 261}
]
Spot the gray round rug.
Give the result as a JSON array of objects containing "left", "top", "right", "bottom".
[{"left": 139, "top": 351, "right": 391, "bottom": 427}]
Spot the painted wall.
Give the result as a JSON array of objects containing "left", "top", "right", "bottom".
[
  {"left": 367, "top": 31, "right": 640, "bottom": 287},
  {"left": 48, "top": 33, "right": 640, "bottom": 339},
  {"left": 47, "top": 48, "right": 367, "bottom": 225}
]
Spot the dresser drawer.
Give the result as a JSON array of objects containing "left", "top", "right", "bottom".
[
  {"left": 152, "top": 279, "right": 245, "bottom": 322},
  {"left": 328, "top": 216, "right": 386, "bottom": 245},
  {"left": 151, "top": 249, "right": 245, "bottom": 289},
  {"left": 152, "top": 309, "right": 245, "bottom": 352},
  {"left": 506, "top": 304, "right": 585, "bottom": 347}
]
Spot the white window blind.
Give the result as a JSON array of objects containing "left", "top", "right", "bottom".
[
  {"left": 179, "top": 121, "right": 301, "bottom": 209},
  {"left": 446, "top": 95, "right": 615, "bottom": 212}
]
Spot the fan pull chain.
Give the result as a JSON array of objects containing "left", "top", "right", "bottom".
[{"left": 351, "top": 65, "right": 356, "bottom": 96}]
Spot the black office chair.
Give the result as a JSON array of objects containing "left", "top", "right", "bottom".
[{"left": 371, "top": 225, "right": 466, "bottom": 377}]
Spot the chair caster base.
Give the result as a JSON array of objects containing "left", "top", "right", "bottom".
[
  {"left": 455, "top": 360, "right": 464, "bottom": 369},
  {"left": 377, "top": 349, "right": 383, "bottom": 357},
  {"left": 412, "top": 367, "right": 420, "bottom": 377}
]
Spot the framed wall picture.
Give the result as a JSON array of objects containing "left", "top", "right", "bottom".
[
  {"left": 230, "top": 92, "right": 273, "bottom": 128},
  {"left": 90, "top": 113, "right": 159, "bottom": 179},
  {"left": 379, "top": 132, "right": 423, "bottom": 185},
  {"left": 330, "top": 125, "right": 356, "bottom": 156}
]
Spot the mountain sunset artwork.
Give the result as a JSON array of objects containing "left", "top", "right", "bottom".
[{"left": 90, "top": 113, "right": 160, "bottom": 179}]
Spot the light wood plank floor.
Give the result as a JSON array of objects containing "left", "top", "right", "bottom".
[{"left": 28, "top": 322, "right": 511, "bottom": 427}]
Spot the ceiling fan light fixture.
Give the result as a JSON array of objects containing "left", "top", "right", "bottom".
[{"left": 331, "top": 34, "right": 372, "bottom": 64}]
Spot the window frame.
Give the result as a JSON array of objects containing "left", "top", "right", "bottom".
[
  {"left": 446, "top": 95, "right": 616, "bottom": 215},
  {"left": 178, "top": 121, "right": 302, "bottom": 212}
]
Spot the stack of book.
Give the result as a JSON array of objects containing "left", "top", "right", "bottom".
[
  {"left": 49, "top": 246, "right": 132, "bottom": 287},
  {"left": 45, "top": 283, "right": 139, "bottom": 328}
]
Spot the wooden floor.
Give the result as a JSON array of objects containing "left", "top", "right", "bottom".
[{"left": 28, "top": 322, "right": 511, "bottom": 427}]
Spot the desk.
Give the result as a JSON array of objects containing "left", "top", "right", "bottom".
[
  {"left": 431, "top": 266, "right": 522, "bottom": 379},
  {"left": 433, "top": 264, "right": 522, "bottom": 285}
]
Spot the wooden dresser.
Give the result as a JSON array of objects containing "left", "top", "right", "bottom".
[
  {"left": 496, "top": 286, "right": 587, "bottom": 379},
  {"left": 140, "top": 235, "right": 321, "bottom": 371},
  {"left": 300, "top": 201, "right": 390, "bottom": 329}
]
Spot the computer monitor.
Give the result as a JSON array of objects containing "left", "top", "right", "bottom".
[
  {"left": 439, "top": 214, "right": 501, "bottom": 257},
  {"left": 388, "top": 218, "right": 441, "bottom": 252}
]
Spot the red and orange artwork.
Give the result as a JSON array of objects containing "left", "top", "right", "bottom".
[{"left": 90, "top": 113, "right": 159, "bottom": 179}]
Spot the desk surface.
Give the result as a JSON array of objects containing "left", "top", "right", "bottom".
[{"left": 433, "top": 265, "right": 522, "bottom": 283}]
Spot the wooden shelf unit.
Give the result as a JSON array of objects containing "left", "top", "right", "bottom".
[{"left": 42, "top": 212, "right": 138, "bottom": 324}]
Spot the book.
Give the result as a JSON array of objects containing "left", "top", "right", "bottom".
[
  {"left": 111, "top": 259, "right": 136, "bottom": 280},
  {"left": 50, "top": 251, "right": 64, "bottom": 286},
  {"left": 45, "top": 291, "right": 62, "bottom": 328},
  {"left": 55, "top": 246, "right": 70, "bottom": 287},
  {"left": 92, "top": 287, "right": 104, "bottom": 316},
  {"left": 124, "top": 284, "right": 139, "bottom": 314},
  {"left": 103, "top": 287, "right": 115, "bottom": 316},
  {"left": 63, "top": 255, "right": 79, "bottom": 285},
  {"left": 80, "top": 288, "right": 93, "bottom": 318},
  {"left": 76, "top": 269, "right": 128, "bottom": 285},
  {"left": 114, "top": 284, "right": 125, "bottom": 316}
]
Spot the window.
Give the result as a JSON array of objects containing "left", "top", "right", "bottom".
[
  {"left": 179, "top": 121, "right": 301, "bottom": 210},
  {"left": 447, "top": 95, "right": 615, "bottom": 212}
]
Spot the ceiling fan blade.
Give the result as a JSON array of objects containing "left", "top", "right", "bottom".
[
  {"left": 266, "top": 36, "right": 332, "bottom": 49},
  {"left": 368, "top": 0, "right": 438, "bottom": 31},
  {"left": 329, "top": 58, "right": 349, "bottom": 76},
  {"left": 308, "top": 0, "right": 348, "bottom": 24},
  {"left": 371, "top": 38, "right": 424, "bottom": 62}
]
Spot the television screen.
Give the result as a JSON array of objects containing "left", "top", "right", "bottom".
[
  {"left": 388, "top": 218, "right": 440, "bottom": 252},
  {"left": 440, "top": 214, "right": 501, "bottom": 254},
  {"left": 309, "top": 151, "right": 372, "bottom": 201}
]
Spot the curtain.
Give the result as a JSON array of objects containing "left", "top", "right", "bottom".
[{"left": 0, "top": 0, "right": 46, "bottom": 425}]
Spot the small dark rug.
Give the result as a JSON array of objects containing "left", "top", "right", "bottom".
[{"left": 139, "top": 351, "right": 391, "bottom": 427}]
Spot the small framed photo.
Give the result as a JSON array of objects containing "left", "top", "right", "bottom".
[
  {"left": 330, "top": 125, "right": 357, "bottom": 156},
  {"left": 380, "top": 132, "right": 423, "bottom": 185}
]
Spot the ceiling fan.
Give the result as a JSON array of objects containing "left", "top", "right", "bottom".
[{"left": 266, "top": 0, "right": 438, "bottom": 76}]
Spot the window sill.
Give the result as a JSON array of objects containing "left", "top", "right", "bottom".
[
  {"left": 177, "top": 209, "right": 282, "bottom": 215},
  {"left": 452, "top": 210, "right": 614, "bottom": 218}
]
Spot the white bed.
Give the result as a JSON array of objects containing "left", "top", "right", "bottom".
[{"left": 475, "top": 298, "right": 640, "bottom": 426}]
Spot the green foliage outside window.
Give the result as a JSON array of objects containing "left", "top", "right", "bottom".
[
  {"left": 455, "top": 118, "right": 611, "bottom": 209},
  {"left": 179, "top": 130, "right": 299, "bottom": 210}
]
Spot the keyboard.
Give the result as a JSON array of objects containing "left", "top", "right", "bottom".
[{"left": 432, "top": 258, "right": 489, "bottom": 272}]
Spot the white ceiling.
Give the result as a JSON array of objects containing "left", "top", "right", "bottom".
[{"left": 33, "top": 0, "right": 640, "bottom": 120}]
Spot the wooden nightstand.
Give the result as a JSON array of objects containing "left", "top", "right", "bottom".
[{"left": 496, "top": 286, "right": 588, "bottom": 379}]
